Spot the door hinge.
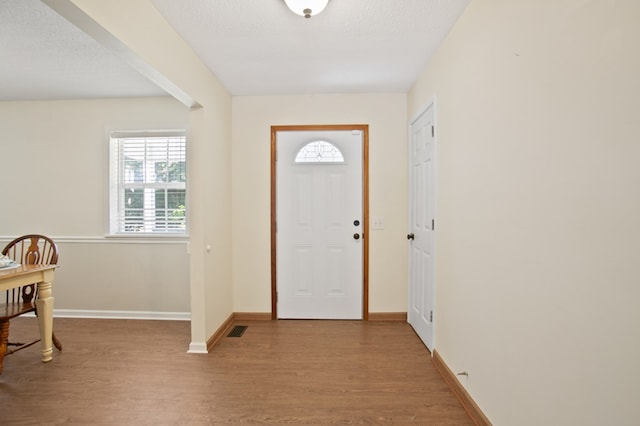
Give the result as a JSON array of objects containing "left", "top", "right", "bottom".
[
  {"left": 430, "top": 310, "right": 433, "bottom": 322},
  {"left": 431, "top": 125, "right": 434, "bottom": 137},
  {"left": 431, "top": 219, "right": 435, "bottom": 231}
]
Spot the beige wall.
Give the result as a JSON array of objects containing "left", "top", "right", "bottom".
[
  {"left": 52, "top": 0, "right": 234, "bottom": 349},
  {"left": 6, "top": 4, "right": 639, "bottom": 420},
  {"left": 0, "top": 97, "right": 190, "bottom": 313},
  {"left": 232, "top": 94, "right": 408, "bottom": 314},
  {"left": 409, "top": 0, "right": 640, "bottom": 424}
]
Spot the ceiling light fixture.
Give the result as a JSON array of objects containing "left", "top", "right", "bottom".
[{"left": 284, "top": 0, "right": 329, "bottom": 19}]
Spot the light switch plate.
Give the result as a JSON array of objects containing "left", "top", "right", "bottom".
[{"left": 372, "top": 216, "right": 384, "bottom": 230}]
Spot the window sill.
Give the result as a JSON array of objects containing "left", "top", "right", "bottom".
[{"left": 104, "top": 233, "right": 189, "bottom": 243}]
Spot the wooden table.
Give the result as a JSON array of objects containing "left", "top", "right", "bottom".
[{"left": 0, "top": 264, "right": 57, "bottom": 362}]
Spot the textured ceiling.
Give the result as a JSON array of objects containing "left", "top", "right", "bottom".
[
  {"left": 0, "top": 0, "right": 166, "bottom": 101},
  {"left": 0, "top": 0, "right": 470, "bottom": 100}
]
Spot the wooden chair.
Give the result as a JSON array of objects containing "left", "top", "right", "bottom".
[{"left": 0, "top": 234, "right": 62, "bottom": 374}]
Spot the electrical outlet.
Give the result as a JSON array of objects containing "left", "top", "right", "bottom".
[
  {"left": 372, "top": 216, "right": 384, "bottom": 230},
  {"left": 456, "top": 371, "right": 469, "bottom": 387}
]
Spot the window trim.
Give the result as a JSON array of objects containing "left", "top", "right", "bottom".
[{"left": 108, "top": 130, "right": 187, "bottom": 237}]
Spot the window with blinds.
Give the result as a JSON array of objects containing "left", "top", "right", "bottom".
[{"left": 109, "top": 131, "right": 187, "bottom": 235}]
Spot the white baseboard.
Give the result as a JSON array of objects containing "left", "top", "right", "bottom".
[
  {"left": 49, "top": 309, "right": 190, "bottom": 321},
  {"left": 29, "top": 309, "right": 199, "bottom": 353},
  {"left": 187, "top": 342, "right": 208, "bottom": 354}
]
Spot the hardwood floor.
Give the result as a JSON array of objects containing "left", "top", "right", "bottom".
[{"left": 0, "top": 318, "right": 473, "bottom": 425}]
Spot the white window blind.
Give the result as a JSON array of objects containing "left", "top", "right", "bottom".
[{"left": 109, "top": 131, "right": 187, "bottom": 235}]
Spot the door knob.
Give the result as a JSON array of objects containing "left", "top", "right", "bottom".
[
  {"left": 407, "top": 233, "right": 415, "bottom": 240},
  {"left": 353, "top": 233, "right": 361, "bottom": 240}
]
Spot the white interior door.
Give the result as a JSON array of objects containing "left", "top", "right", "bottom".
[
  {"left": 408, "top": 103, "right": 436, "bottom": 350},
  {"left": 277, "top": 130, "right": 363, "bottom": 319}
]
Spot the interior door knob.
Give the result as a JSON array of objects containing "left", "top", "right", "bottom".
[
  {"left": 407, "top": 233, "right": 415, "bottom": 240},
  {"left": 353, "top": 233, "right": 361, "bottom": 240}
]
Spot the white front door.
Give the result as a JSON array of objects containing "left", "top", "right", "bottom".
[
  {"left": 408, "top": 103, "right": 436, "bottom": 350},
  {"left": 276, "top": 130, "right": 363, "bottom": 319}
]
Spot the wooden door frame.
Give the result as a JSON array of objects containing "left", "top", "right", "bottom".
[{"left": 271, "top": 124, "right": 369, "bottom": 320}]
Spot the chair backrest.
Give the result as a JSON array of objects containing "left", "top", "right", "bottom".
[
  {"left": 2, "top": 235, "right": 59, "bottom": 305},
  {"left": 2, "top": 234, "right": 58, "bottom": 266}
]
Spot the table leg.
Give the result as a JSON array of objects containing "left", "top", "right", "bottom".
[{"left": 36, "top": 280, "right": 54, "bottom": 363}]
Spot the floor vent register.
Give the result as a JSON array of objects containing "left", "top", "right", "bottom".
[{"left": 227, "top": 325, "right": 248, "bottom": 337}]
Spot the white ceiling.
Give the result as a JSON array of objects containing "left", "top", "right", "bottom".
[
  {"left": 0, "top": 0, "right": 167, "bottom": 101},
  {"left": 0, "top": 0, "right": 469, "bottom": 101}
]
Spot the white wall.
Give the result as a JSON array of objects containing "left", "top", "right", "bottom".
[
  {"left": 232, "top": 94, "right": 408, "bottom": 314},
  {"left": 409, "top": 0, "right": 640, "bottom": 424},
  {"left": 0, "top": 97, "right": 190, "bottom": 314}
]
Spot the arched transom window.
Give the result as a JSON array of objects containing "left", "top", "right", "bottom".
[{"left": 294, "top": 140, "right": 345, "bottom": 163}]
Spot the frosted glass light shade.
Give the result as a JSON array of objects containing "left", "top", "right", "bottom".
[{"left": 284, "top": 0, "right": 329, "bottom": 18}]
